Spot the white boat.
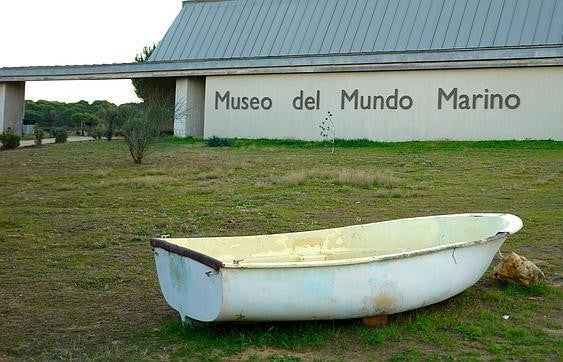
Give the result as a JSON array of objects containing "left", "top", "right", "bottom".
[{"left": 150, "top": 213, "right": 522, "bottom": 323}]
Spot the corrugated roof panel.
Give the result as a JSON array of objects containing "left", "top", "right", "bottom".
[
  {"left": 149, "top": 0, "right": 563, "bottom": 63},
  {"left": 442, "top": 0, "right": 469, "bottom": 48},
  {"left": 270, "top": 0, "right": 299, "bottom": 56},
  {"left": 520, "top": 0, "right": 542, "bottom": 44},
  {"left": 396, "top": 0, "right": 423, "bottom": 50},
  {"left": 455, "top": 0, "right": 479, "bottom": 48},
  {"left": 467, "top": 0, "right": 492, "bottom": 48},
  {"left": 383, "top": 0, "right": 411, "bottom": 51},
  {"left": 209, "top": 3, "right": 242, "bottom": 58},
  {"left": 300, "top": 0, "right": 331, "bottom": 54},
  {"left": 249, "top": 1, "right": 278, "bottom": 55},
  {"left": 322, "top": 0, "right": 350, "bottom": 53},
  {"left": 430, "top": 0, "right": 456, "bottom": 48},
  {"left": 235, "top": 2, "right": 265, "bottom": 57},
  {"left": 405, "top": 0, "right": 432, "bottom": 50},
  {"left": 168, "top": 4, "right": 201, "bottom": 60},
  {"left": 418, "top": 0, "right": 445, "bottom": 49},
  {"left": 188, "top": 3, "right": 218, "bottom": 58},
  {"left": 533, "top": 0, "right": 556, "bottom": 43},
  {"left": 493, "top": 0, "right": 518, "bottom": 46},
  {"left": 479, "top": 0, "right": 503, "bottom": 47},
  {"left": 229, "top": 2, "right": 260, "bottom": 57},
  {"left": 260, "top": 1, "right": 294, "bottom": 56},
  {"left": 288, "top": 0, "right": 319, "bottom": 54},
  {"left": 547, "top": 0, "right": 563, "bottom": 42},
  {"left": 372, "top": 0, "right": 399, "bottom": 50},
  {"left": 316, "top": 0, "right": 348, "bottom": 54},
  {"left": 349, "top": 0, "right": 379, "bottom": 52},
  {"left": 275, "top": 1, "right": 302, "bottom": 55},
  {"left": 192, "top": 3, "right": 226, "bottom": 58},
  {"left": 222, "top": 1, "right": 255, "bottom": 58},
  {"left": 276, "top": 0, "right": 307, "bottom": 55},
  {"left": 253, "top": 0, "right": 281, "bottom": 55},
  {"left": 331, "top": 0, "right": 362, "bottom": 52},
  {"left": 179, "top": 4, "right": 211, "bottom": 58},
  {"left": 506, "top": 0, "right": 530, "bottom": 46},
  {"left": 350, "top": 0, "right": 382, "bottom": 52},
  {"left": 199, "top": 3, "right": 228, "bottom": 58},
  {"left": 215, "top": 3, "right": 245, "bottom": 58}
]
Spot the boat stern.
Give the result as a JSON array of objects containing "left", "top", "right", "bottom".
[{"left": 150, "top": 238, "right": 224, "bottom": 323}]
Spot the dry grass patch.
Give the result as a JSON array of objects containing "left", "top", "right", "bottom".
[
  {"left": 91, "top": 169, "right": 113, "bottom": 178},
  {"left": 54, "top": 183, "right": 78, "bottom": 191},
  {"left": 533, "top": 174, "right": 561, "bottom": 186},
  {"left": 197, "top": 167, "right": 233, "bottom": 180},
  {"left": 93, "top": 175, "right": 181, "bottom": 188},
  {"left": 265, "top": 168, "right": 403, "bottom": 189}
]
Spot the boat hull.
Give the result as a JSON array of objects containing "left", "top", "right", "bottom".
[{"left": 152, "top": 216, "right": 514, "bottom": 322}]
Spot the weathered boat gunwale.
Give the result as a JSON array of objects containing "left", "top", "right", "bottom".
[
  {"left": 149, "top": 213, "right": 521, "bottom": 270},
  {"left": 150, "top": 237, "right": 224, "bottom": 271}
]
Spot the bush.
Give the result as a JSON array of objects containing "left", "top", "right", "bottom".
[
  {"left": 122, "top": 117, "right": 158, "bottom": 164},
  {"left": 34, "top": 126, "right": 44, "bottom": 146},
  {"left": 121, "top": 89, "right": 176, "bottom": 164},
  {"left": 54, "top": 129, "right": 68, "bottom": 144},
  {"left": 206, "top": 136, "right": 232, "bottom": 147},
  {"left": 0, "top": 129, "right": 21, "bottom": 150}
]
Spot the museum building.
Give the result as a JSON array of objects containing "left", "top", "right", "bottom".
[{"left": 1, "top": 0, "right": 562, "bottom": 141}]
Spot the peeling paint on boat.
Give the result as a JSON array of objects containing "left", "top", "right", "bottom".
[{"left": 151, "top": 213, "right": 522, "bottom": 322}]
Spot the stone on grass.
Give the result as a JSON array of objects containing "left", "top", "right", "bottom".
[{"left": 493, "top": 252, "right": 545, "bottom": 286}]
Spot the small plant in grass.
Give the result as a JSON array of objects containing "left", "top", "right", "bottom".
[
  {"left": 34, "top": 126, "right": 44, "bottom": 146},
  {"left": 319, "top": 111, "right": 335, "bottom": 154},
  {"left": 0, "top": 128, "right": 21, "bottom": 150},
  {"left": 205, "top": 136, "right": 232, "bottom": 147},
  {"left": 54, "top": 129, "right": 68, "bottom": 143}
]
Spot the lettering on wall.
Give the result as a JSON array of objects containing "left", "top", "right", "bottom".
[
  {"left": 214, "top": 88, "right": 521, "bottom": 112},
  {"left": 438, "top": 88, "right": 521, "bottom": 110},
  {"left": 341, "top": 89, "right": 413, "bottom": 110},
  {"left": 215, "top": 91, "right": 273, "bottom": 110}
]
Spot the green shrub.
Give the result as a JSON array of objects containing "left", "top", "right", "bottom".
[
  {"left": 54, "top": 129, "right": 68, "bottom": 144},
  {"left": 34, "top": 126, "right": 44, "bottom": 146},
  {"left": 205, "top": 136, "right": 232, "bottom": 147},
  {"left": 0, "top": 129, "right": 21, "bottom": 150}
]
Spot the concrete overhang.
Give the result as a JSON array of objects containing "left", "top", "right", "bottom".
[{"left": 1, "top": 45, "right": 563, "bottom": 82}]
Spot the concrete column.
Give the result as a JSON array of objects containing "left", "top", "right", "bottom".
[
  {"left": 174, "top": 77, "right": 205, "bottom": 138},
  {"left": 0, "top": 82, "right": 25, "bottom": 135}
]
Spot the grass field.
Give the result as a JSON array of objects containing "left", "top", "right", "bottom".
[{"left": 0, "top": 139, "right": 561, "bottom": 361}]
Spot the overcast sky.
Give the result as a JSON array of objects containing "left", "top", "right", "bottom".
[{"left": 0, "top": 0, "right": 183, "bottom": 104}]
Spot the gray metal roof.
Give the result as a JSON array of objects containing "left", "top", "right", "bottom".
[{"left": 150, "top": 0, "right": 563, "bottom": 62}]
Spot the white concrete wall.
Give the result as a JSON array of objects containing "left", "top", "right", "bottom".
[
  {"left": 0, "top": 82, "right": 26, "bottom": 135},
  {"left": 204, "top": 67, "right": 563, "bottom": 141},
  {"left": 175, "top": 77, "right": 205, "bottom": 138}
]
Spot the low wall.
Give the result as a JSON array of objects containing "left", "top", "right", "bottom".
[{"left": 204, "top": 66, "right": 563, "bottom": 141}]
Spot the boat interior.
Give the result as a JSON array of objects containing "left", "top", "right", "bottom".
[{"left": 157, "top": 214, "right": 519, "bottom": 266}]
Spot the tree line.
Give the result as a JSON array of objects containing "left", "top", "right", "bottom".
[{"left": 25, "top": 99, "right": 143, "bottom": 135}]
